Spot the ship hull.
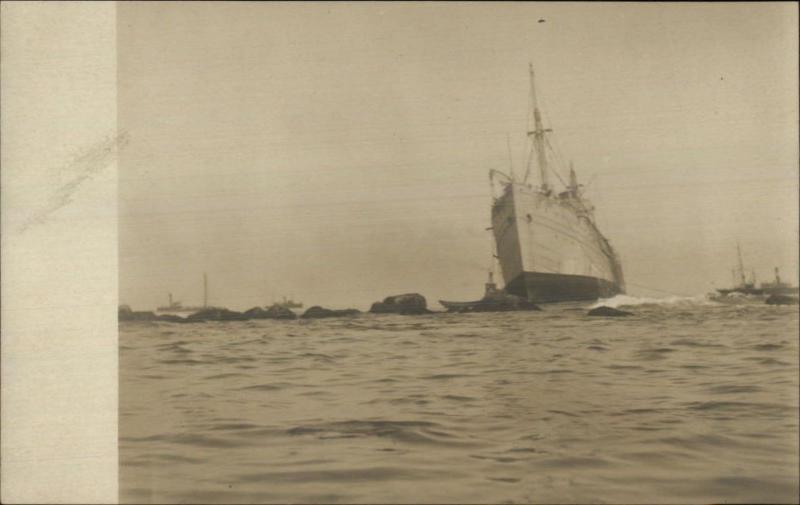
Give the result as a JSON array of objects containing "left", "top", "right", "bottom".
[
  {"left": 717, "top": 286, "right": 799, "bottom": 296},
  {"left": 505, "top": 271, "right": 622, "bottom": 303},
  {"left": 491, "top": 183, "right": 625, "bottom": 303}
]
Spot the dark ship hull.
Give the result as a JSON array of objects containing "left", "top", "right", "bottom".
[{"left": 504, "top": 271, "right": 622, "bottom": 303}]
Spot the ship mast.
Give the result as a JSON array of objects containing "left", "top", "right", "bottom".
[
  {"left": 203, "top": 272, "right": 208, "bottom": 308},
  {"left": 524, "top": 63, "right": 552, "bottom": 192},
  {"left": 568, "top": 161, "right": 579, "bottom": 195},
  {"left": 736, "top": 243, "right": 746, "bottom": 286}
]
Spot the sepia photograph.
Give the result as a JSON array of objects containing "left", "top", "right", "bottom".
[{"left": 2, "top": 2, "right": 798, "bottom": 504}]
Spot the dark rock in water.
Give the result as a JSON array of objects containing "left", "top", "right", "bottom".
[
  {"left": 119, "top": 306, "right": 158, "bottom": 322},
  {"left": 155, "top": 314, "right": 192, "bottom": 323},
  {"left": 186, "top": 308, "right": 248, "bottom": 322},
  {"left": 369, "top": 293, "right": 432, "bottom": 314},
  {"left": 301, "top": 306, "right": 360, "bottom": 319},
  {"left": 264, "top": 304, "right": 298, "bottom": 319},
  {"left": 242, "top": 305, "right": 298, "bottom": 319},
  {"left": 239, "top": 305, "right": 293, "bottom": 320},
  {"left": 765, "top": 294, "right": 799, "bottom": 305},
  {"left": 588, "top": 306, "right": 633, "bottom": 317},
  {"left": 243, "top": 306, "right": 271, "bottom": 319}
]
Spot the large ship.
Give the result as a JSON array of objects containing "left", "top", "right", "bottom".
[{"left": 490, "top": 66, "right": 625, "bottom": 303}]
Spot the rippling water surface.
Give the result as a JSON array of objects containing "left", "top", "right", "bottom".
[{"left": 120, "top": 297, "right": 799, "bottom": 503}]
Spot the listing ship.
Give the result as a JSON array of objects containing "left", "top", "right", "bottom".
[
  {"left": 715, "top": 244, "right": 799, "bottom": 297},
  {"left": 490, "top": 65, "right": 625, "bottom": 303}
]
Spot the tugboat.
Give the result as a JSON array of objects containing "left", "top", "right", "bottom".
[{"left": 715, "top": 244, "right": 798, "bottom": 298}]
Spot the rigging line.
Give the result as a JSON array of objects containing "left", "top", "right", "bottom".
[
  {"left": 543, "top": 136, "right": 569, "bottom": 188},
  {"left": 524, "top": 143, "right": 535, "bottom": 183},
  {"left": 506, "top": 134, "right": 515, "bottom": 179},
  {"left": 625, "top": 281, "right": 693, "bottom": 297},
  {"left": 544, "top": 128, "right": 569, "bottom": 176},
  {"left": 541, "top": 108, "right": 572, "bottom": 173}
]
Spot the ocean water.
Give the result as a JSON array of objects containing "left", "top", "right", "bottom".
[{"left": 120, "top": 296, "right": 799, "bottom": 504}]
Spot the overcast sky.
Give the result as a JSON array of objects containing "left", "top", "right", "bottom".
[{"left": 118, "top": 2, "right": 799, "bottom": 310}]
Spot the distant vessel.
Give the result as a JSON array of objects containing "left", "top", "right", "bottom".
[
  {"left": 716, "top": 244, "right": 798, "bottom": 297},
  {"left": 490, "top": 65, "right": 625, "bottom": 303},
  {"left": 157, "top": 273, "right": 217, "bottom": 313},
  {"left": 275, "top": 296, "right": 303, "bottom": 309}
]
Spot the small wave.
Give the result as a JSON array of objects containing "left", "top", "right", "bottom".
[
  {"left": 237, "top": 382, "right": 294, "bottom": 391},
  {"left": 470, "top": 454, "right": 523, "bottom": 464},
  {"left": 207, "top": 423, "right": 262, "bottom": 431},
  {"left": 750, "top": 343, "right": 785, "bottom": 351},
  {"left": 606, "top": 364, "right": 643, "bottom": 370},
  {"left": 441, "top": 394, "right": 477, "bottom": 402},
  {"left": 670, "top": 338, "right": 725, "bottom": 348},
  {"left": 533, "top": 456, "right": 611, "bottom": 469},
  {"left": 285, "top": 419, "right": 469, "bottom": 447},
  {"left": 487, "top": 477, "right": 521, "bottom": 483},
  {"left": 634, "top": 347, "right": 677, "bottom": 361},
  {"left": 590, "top": 294, "right": 716, "bottom": 309},
  {"left": 298, "top": 352, "right": 336, "bottom": 362},
  {"left": 158, "top": 358, "right": 206, "bottom": 365},
  {"left": 420, "top": 373, "right": 473, "bottom": 380},
  {"left": 204, "top": 373, "right": 247, "bottom": 380},
  {"left": 237, "top": 466, "right": 461, "bottom": 484},
  {"left": 707, "top": 384, "right": 762, "bottom": 394},
  {"left": 685, "top": 400, "right": 793, "bottom": 415},
  {"left": 121, "top": 433, "right": 247, "bottom": 449}
]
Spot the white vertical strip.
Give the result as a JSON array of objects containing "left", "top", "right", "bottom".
[{"left": 1, "top": 2, "right": 118, "bottom": 503}]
